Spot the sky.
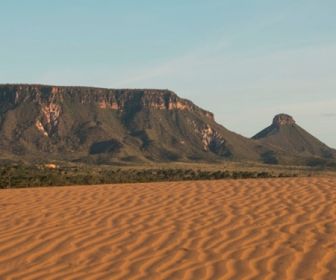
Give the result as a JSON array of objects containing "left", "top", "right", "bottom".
[{"left": 1, "top": 0, "right": 336, "bottom": 147}]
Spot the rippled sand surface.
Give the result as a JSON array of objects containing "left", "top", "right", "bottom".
[{"left": 0, "top": 177, "right": 336, "bottom": 279}]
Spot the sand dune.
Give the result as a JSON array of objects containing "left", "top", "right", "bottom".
[{"left": 0, "top": 177, "right": 335, "bottom": 279}]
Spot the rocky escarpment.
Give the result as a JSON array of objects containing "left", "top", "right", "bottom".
[
  {"left": 0, "top": 84, "right": 258, "bottom": 163},
  {"left": 0, "top": 84, "right": 214, "bottom": 140},
  {"left": 0, "top": 84, "right": 214, "bottom": 119}
]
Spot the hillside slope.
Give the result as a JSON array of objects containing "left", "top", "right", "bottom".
[
  {"left": 0, "top": 84, "right": 264, "bottom": 164},
  {"left": 253, "top": 114, "right": 336, "bottom": 165}
]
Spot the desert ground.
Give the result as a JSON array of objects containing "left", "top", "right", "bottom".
[{"left": 0, "top": 177, "right": 335, "bottom": 280}]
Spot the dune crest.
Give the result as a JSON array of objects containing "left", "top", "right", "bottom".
[{"left": 0, "top": 178, "right": 336, "bottom": 279}]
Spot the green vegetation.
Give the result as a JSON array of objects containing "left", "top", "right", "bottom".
[{"left": 0, "top": 163, "right": 299, "bottom": 189}]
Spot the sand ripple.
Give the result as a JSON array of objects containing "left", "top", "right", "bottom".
[{"left": 0, "top": 177, "right": 336, "bottom": 279}]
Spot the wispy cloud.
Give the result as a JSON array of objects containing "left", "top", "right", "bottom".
[
  {"left": 116, "top": 39, "right": 231, "bottom": 87},
  {"left": 322, "top": 113, "right": 336, "bottom": 118}
]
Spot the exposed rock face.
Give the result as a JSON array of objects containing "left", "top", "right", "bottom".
[
  {"left": 1, "top": 84, "right": 247, "bottom": 163},
  {"left": 39, "top": 103, "right": 61, "bottom": 136},
  {"left": 200, "top": 125, "right": 224, "bottom": 151},
  {"left": 0, "top": 84, "right": 214, "bottom": 122},
  {"left": 272, "top": 114, "right": 295, "bottom": 128},
  {"left": 35, "top": 120, "right": 48, "bottom": 137}
]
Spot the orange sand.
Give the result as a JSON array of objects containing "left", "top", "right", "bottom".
[{"left": 0, "top": 177, "right": 335, "bottom": 279}]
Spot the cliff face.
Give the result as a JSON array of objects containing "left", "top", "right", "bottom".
[
  {"left": 2, "top": 85, "right": 213, "bottom": 116},
  {"left": 0, "top": 84, "right": 258, "bottom": 163},
  {"left": 0, "top": 85, "right": 214, "bottom": 137}
]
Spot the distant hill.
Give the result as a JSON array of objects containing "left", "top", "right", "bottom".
[{"left": 253, "top": 114, "right": 336, "bottom": 166}]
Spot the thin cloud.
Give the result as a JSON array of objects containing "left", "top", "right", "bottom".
[
  {"left": 116, "top": 39, "right": 231, "bottom": 87},
  {"left": 322, "top": 113, "right": 336, "bottom": 118}
]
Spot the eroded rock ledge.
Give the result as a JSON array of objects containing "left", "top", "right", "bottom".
[
  {"left": 0, "top": 84, "right": 214, "bottom": 121},
  {"left": 272, "top": 114, "right": 295, "bottom": 127}
]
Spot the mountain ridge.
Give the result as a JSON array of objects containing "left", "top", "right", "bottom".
[
  {"left": 0, "top": 85, "right": 334, "bottom": 167},
  {"left": 0, "top": 84, "right": 262, "bottom": 164}
]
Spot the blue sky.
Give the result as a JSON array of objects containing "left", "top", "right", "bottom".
[{"left": 1, "top": 0, "right": 336, "bottom": 147}]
